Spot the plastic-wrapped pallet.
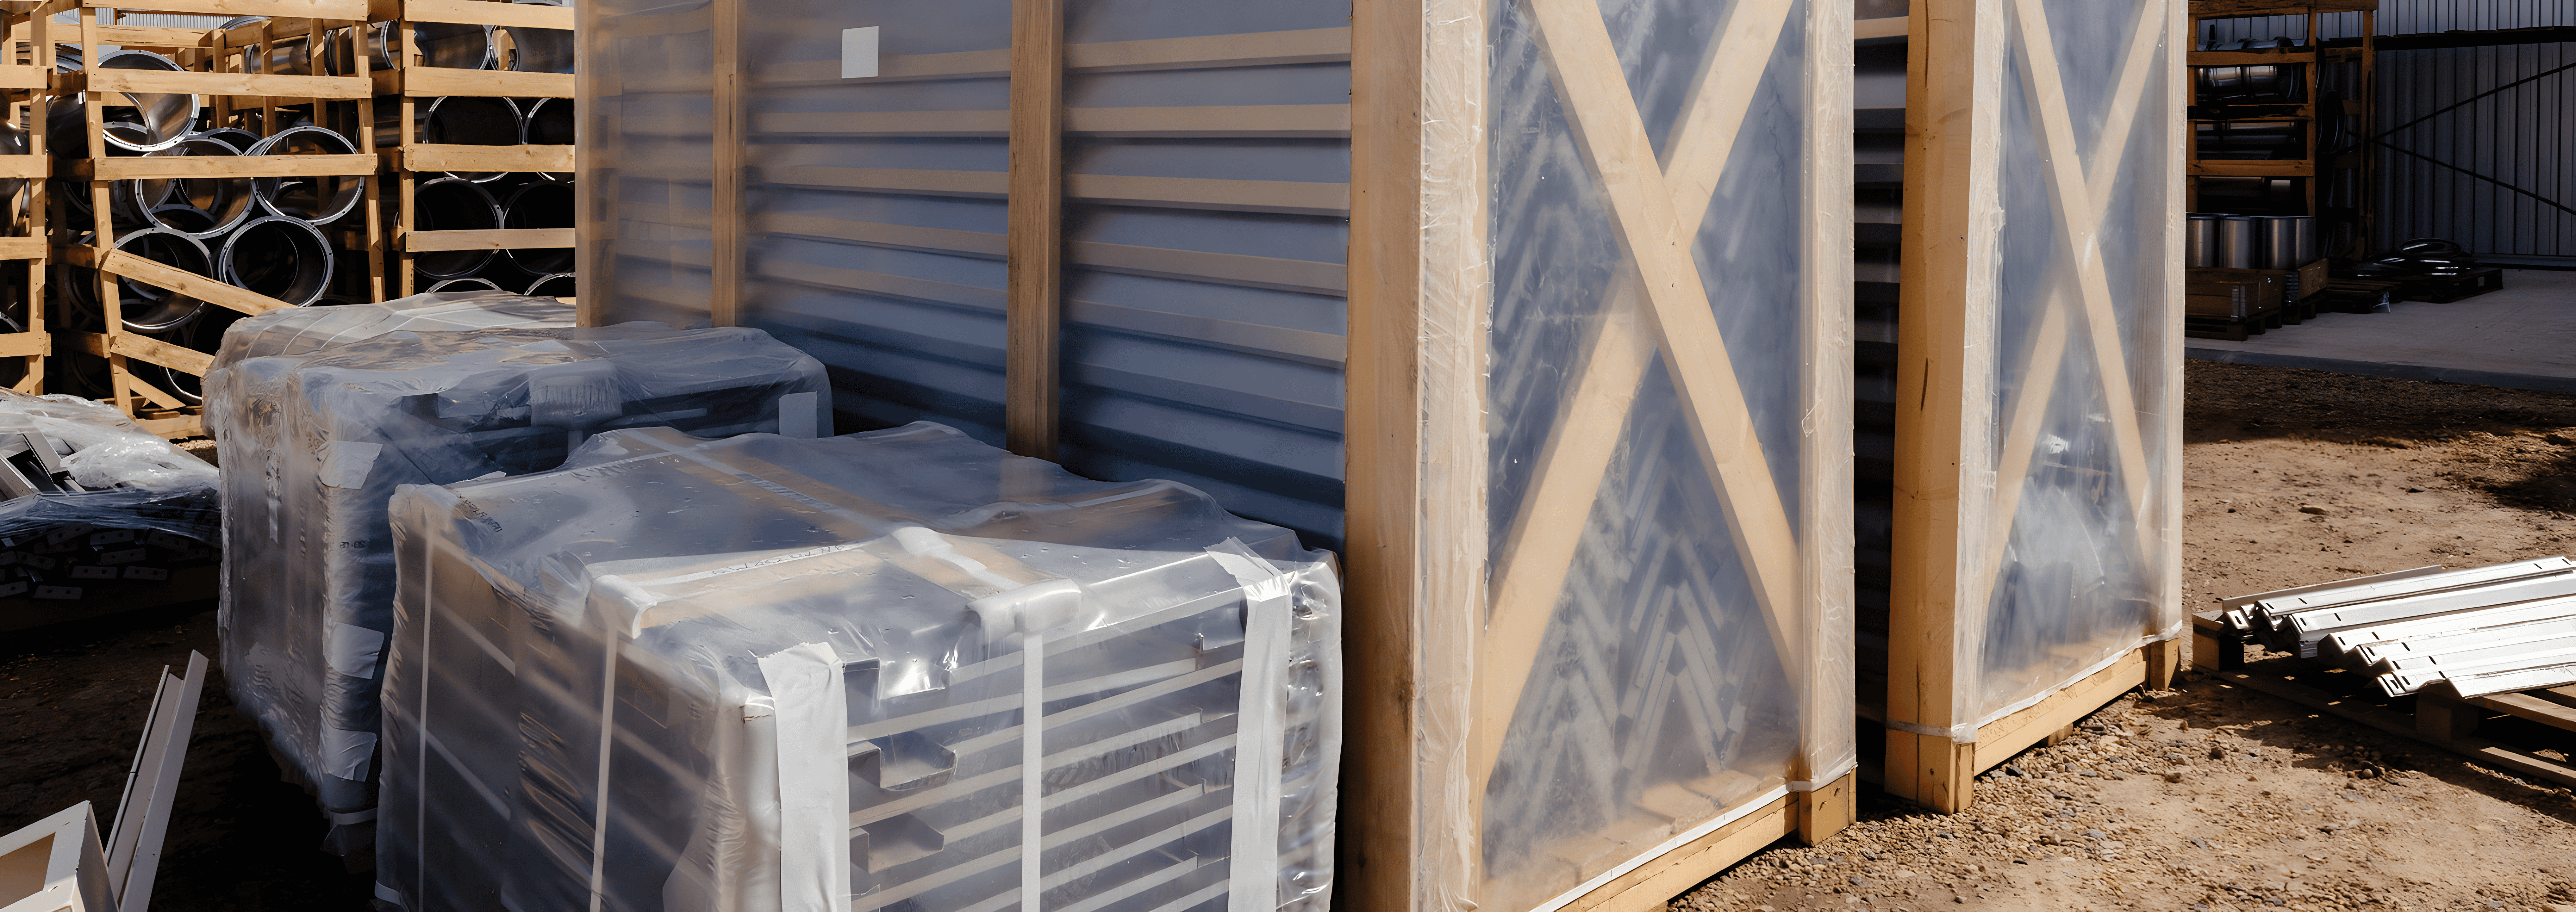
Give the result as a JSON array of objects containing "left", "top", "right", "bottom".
[
  {"left": 205, "top": 324, "right": 832, "bottom": 857},
  {"left": 0, "top": 390, "right": 219, "bottom": 606},
  {"left": 373, "top": 422, "right": 1340, "bottom": 912},
  {"left": 211, "top": 289, "right": 575, "bottom": 370}
]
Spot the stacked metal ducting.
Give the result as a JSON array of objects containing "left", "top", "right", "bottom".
[
  {"left": 2216, "top": 558, "right": 2576, "bottom": 700},
  {"left": 47, "top": 40, "right": 366, "bottom": 404},
  {"left": 372, "top": 2, "right": 578, "bottom": 299}
]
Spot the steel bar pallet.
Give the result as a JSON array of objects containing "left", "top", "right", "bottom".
[
  {"left": 376, "top": 0, "right": 573, "bottom": 297},
  {"left": 46, "top": 0, "right": 387, "bottom": 429},
  {"left": 2193, "top": 611, "right": 2576, "bottom": 791}
]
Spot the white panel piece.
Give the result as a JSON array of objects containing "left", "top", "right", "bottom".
[
  {"left": 103, "top": 652, "right": 205, "bottom": 912},
  {"left": 1209, "top": 540, "right": 1291, "bottom": 912},
  {"left": 762, "top": 642, "right": 854, "bottom": 912},
  {"left": 841, "top": 26, "right": 880, "bottom": 79},
  {"left": 778, "top": 391, "right": 823, "bottom": 439},
  {"left": 0, "top": 802, "right": 113, "bottom": 912}
]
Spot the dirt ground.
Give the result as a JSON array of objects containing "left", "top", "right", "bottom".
[
  {"left": 10, "top": 361, "right": 2576, "bottom": 911},
  {"left": 1674, "top": 361, "right": 2576, "bottom": 911}
]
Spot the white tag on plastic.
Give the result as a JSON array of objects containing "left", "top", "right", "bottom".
[
  {"left": 759, "top": 642, "right": 852, "bottom": 912},
  {"left": 841, "top": 26, "right": 880, "bottom": 79}
]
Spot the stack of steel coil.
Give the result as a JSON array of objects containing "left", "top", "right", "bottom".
[{"left": 47, "top": 43, "right": 372, "bottom": 403}]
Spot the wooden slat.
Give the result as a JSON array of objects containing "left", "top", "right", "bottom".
[
  {"left": 404, "top": 144, "right": 575, "bottom": 173},
  {"left": 404, "top": 228, "right": 575, "bottom": 252},
  {"left": 1064, "top": 105, "right": 1349, "bottom": 137},
  {"left": 78, "top": 0, "right": 367, "bottom": 20},
  {"left": 405, "top": 0, "right": 572, "bottom": 29},
  {"left": 2186, "top": 49, "right": 2317, "bottom": 64},
  {"left": 68, "top": 331, "right": 213, "bottom": 376},
  {"left": 0, "top": 237, "right": 44, "bottom": 261},
  {"left": 0, "top": 333, "right": 47, "bottom": 358},
  {"left": 87, "top": 24, "right": 214, "bottom": 48},
  {"left": 1066, "top": 26, "right": 1349, "bottom": 72},
  {"left": 398, "top": 66, "right": 576, "bottom": 98},
  {"left": 2471, "top": 691, "right": 2576, "bottom": 735},
  {"left": 708, "top": 0, "right": 744, "bottom": 325},
  {"left": 2190, "top": 160, "right": 2316, "bottom": 176},
  {"left": 1972, "top": 648, "right": 2149, "bottom": 772},
  {"left": 1066, "top": 174, "right": 1348, "bottom": 216},
  {"left": 751, "top": 214, "right": 1004, "bottom": 257},
  {"left": 753, "top": 50, "right": 1009, "bottom": 86},
  {"left": 1004, "top": 0, "right": 1063, "bottom": 459},
  {"left": 0, "top": 65, "right": 45, "bottom": 89},
  {"left": 72, "top": 68, "right": 371, "bottom": 99},
  {"left": 82, "top": 153, "right": 374, "bottom": 180},
  {"left": 0, "top": 157, "right": 46, "bottom": 181},
  {"left": 93, "top": 249, "right": 293, "bottom": 316},
  {"left": 757, "top": 166, "right": 1007, "bottom": 196},
  {"left": 1558, "top": 795, "right": 1798, "bottom": 912},
  {"left": 1856, "top": 15, "right": 1909, "bottom": 40}
]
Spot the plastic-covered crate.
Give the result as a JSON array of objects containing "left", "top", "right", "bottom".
[
  {"left": 205, "top": 323, "right": 831, "bottom": 855},
  {"left": 211, "top": 290, "right": 575, "bottom": 371},
  {"left": 374, "top": 423, "right": 1340, "bottom": 912}
]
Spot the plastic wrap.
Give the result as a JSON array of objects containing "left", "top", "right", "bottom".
[
  {"left": 1970, "top": 0, "right": 2181, "bottom": 722},
  {"left": 1478, "top": 0, "right": 1850, "bottom": 908},
  {"left": 205, "top": 324, "right": 831, "bottom": 855},
  {"left": 373, "top": 423, "right": 1341, "bottom": 911},
  {"left": 0, "top": 389, "right": 217, "bottom": 545},
  {"left": 210, "top": 290, "right": 574, "bottom": 370}
]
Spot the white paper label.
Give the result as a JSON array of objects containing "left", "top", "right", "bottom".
[{"left": 841, "top": 26, "right": 880, "bottom": 79}]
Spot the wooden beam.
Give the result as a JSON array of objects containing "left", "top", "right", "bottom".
[
  {"left": 706, "top": 0, "right": 743, "bottom": 325},
  {"left": 1556, "top": 795, "right": 1798, "bottom": 912},
  {"left": 80, "top": 0, "right": 368, "bottom": 20},
  {"left": 404, "top": 144, "right": 574, "bottom": 173},
  {"left": 1003, "top": 0, "right": 1062, "bottom": 459},
  {"left": 402, "top": 228, "right": 576, "bottom": 251},
  {"left": 395, "top": 65, "right": 574, "bottom": 99},
  {"left": 78, "top": 153, "right": 374, "bottom": 180},
  {"left": 403, "top": 0, "right": 571, "bottom": 29},
  {"left": 68, "top": 67, "right": 371, "bottom": 99},
  {"left": 1888, "top": 0, "right": 2005, "bottom": 815}
]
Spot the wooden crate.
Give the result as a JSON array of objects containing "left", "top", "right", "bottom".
[
  {"left": 0, "top": 10, "right": 48, "bottom": 395},
  {"left": 376, "top": 0, "right": 575, "bottom": 297},
  {"left": 48, "top": 1, "right": 387, "bottom": 422}
]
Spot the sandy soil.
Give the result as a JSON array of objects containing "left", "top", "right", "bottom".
[{"left": 1673, "top": 361, "right": 2576, "bottom": 911}]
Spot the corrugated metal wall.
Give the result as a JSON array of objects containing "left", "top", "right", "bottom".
[
  {"left": 2202, "top": 1, "right": 2576, "bottom": 260},
  {"left": 585, "top": 0, "right": 1352, "bottom": 550}
]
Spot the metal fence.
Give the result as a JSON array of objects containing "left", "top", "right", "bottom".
[{"left": 2202, "top": 2, "right": 2576, "bottom": 263}]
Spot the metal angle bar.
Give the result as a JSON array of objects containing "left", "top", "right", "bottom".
[
  {"left": 2286, "top": 573, "right": 2576, "bottom": 644},
  {"left": 2351, "top": 610, "right": 2576, "bottom": 669},
  {"left": 2220, "top": 564, "right": 2446, "bottom": 609},
  {"left": 2253, "top": 557, "right": 2575, "bottom": 619},
  {"left": 2423, "top": 658, "right": 2576, "bottom": 700},
  {"left": 2382, "top": 641, "right": 2576, "bottom": 696}
]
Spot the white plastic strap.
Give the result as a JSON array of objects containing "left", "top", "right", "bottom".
[
  {"left": 318, "top": 726, "right": 377, "bottom": 780},
  {"left": 1206, "top": 539, "right": 1291, "bottom": 912},
  {"left": 1021, "top": 631, "right": 1046, "bottom": 910},
  {"left": 760, "top": 642, "right": 852, "bottom": 912}
]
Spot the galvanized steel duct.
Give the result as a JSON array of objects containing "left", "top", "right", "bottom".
[
  {"left": 498, "top": 0, "right": 574, "bottom": 73},
  {"left": 524, "top": 272, "right": 574, "bottom": 297},
  {"left": 47, "top": 49, "right": 202, "bottom": 154},
  {"left": 2218, "top": 215, "right": 2261, "bottom": 269},
  {"left": 411, "top": 177, "right": 503, "bottom": 278},
  {"left": 220, "top": 216, "right": 336, "bottom": 307},
  {"left": 520, "top": 97, "right": 573, "bottom": 146},
  {"left": 124, "top": 135, "right": 259, "bottom": 238},
  {"left": 2187, "top": 214, "right": 2221, "bottom": 268},
  {"left": 501, "top": 181, "right": 573, "bottom": 273},
  {"left": 69, "top": 228, "right": 214, "bottom": 333},
  {"left": 249, "top": 126, "right": 366, "bottom": 224},
  {"left": 426, "top": 277, "right": 503, "bottom": 293}
]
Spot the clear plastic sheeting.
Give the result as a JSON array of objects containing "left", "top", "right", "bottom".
[
  {"left": 0, "top": 390, "right": 217, "bottom": 543},
  {"left": 1480, "top": 0, "right": 1849, "bottom": 908},
  {"left": 210, "top": 289, "right": 573, "bottom": 370},
  {"left": 1973, "top": 0, "right": 2180, "bottom": 721},
  {"left": 373, "top": 423, "right": 1341, "bottom": 912},
  {"left": 205, "top": 324, "right": 830, "bottom": 855}
]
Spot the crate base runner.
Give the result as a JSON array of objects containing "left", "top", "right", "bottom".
[
  {"left": 2190, "top": 611, "right": 2576, "bottom": 791},
  {"left": 1546, "top": 774, "right": 1855, "bottom": 912},
  {"left": 1880, "top": 641, "right": 2182, "bottom": 812}
]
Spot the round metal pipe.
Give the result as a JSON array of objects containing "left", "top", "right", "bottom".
[
  {"left": 382, "top": 96, "right": 524, "bottom": 182},
  {"left": 412, "top": 177, "right": 504, "bottom": 278},
  {"left": 220, "top": 216, "right": 336, "bottom": 306},
  {"left": 2217, "top": 216, "right": 2259, "bottom": 269},
  {"left": 144, "top": 204, "right": 221, "bottom": 236},
  {"left": 524, "top": 273, "right": 574, "bottom": 298},
  {"left": 520, "top": 97, "right": 573, "bottom": 145},
  {"left": 330, "top": 21, "right": 494, "bottom": 73},
  {"left": 502, "top": 181, "right": 574, "bottom": 273},
  {"left": 122, "top": 136, "right": 258, "bottom": 238},
  {"left": 193, "top": 126, "right": 261, "bottom": 153},
  {"left": 46, "top": 49, "right": 202, "bottom": 154},
  {"left": 427, "top": 277, "right": 503, "bottom": 293},
  {"left": 250, "top": 126, "right": 366, "bottom": 224},
  {"left": 2186, "top": 214, "right": 2220, "bottom": 268},
  {"left": 2257, "top": 215, "right": 2301, "bottom": 270},
  {"left": 498, "top": 0, "right": 574, "bottom": 74},
  {"left": 68, "top": 228, "right": 214, "bottom": 333},
  {"left": 2288, "top": 215, "right": 2318, "bottom": 266}
]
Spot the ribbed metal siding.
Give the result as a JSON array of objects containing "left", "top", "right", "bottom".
[{"left": 2201, "top": 2, "right": 2576, "bottom": 259}]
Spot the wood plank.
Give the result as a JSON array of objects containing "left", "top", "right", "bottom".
[
  {"left": 83, "top": 24, "right": 214, "bottom": 48},
  {"left": 403, "top": 228, "right": 575, "bottom": 252},
  {"left": 2472, "top": 691, "right": 2576, "bottom": 736},
  {"left": 754, "top": 50, "right": 1010, "bottom": 86},
  {"left": 1888, "top": 0, "right": 2002, "bottom": 815},
  {"left": 0, "top": 333, "right": 48, "bottom": 358},
  {"left": 1064, "top": 104, "right": 1349, "bottom": 137},
  {"left": 1066, "top": 26, "right": 1349, "bottom": 72},
  {"left": 758, "top": 166, "right": 1007, "bottom": 197},
  {"left": 751, "top": 213, "right": 1004, "bottom": 258},
  {"left": 1973, "top": 648, "right": 2149, "bottom": 773},
  {"left": 82, "top": 153, "right": 374, "bottom": 180},
  {"left": 1797, "top": 0, "right": 1859, "bottom": 805},
  {"left": 1065, "top": 173, "right": 1348, "bottom": 216},
  {"left": 74, "top": 68, "right": 371, "bottom": 99},
  {"left": 96, "top": 249, "right": 293, "bottom": 317},
  {"left": 79, "top": 0, "right": 367, "bottom": 20},
  {"left": 1856, "top": 15, "right": 1908, "bottom": 40},
  {"left": 405, "top": 144, "right": 574, "bottom": 173},
  {"left": 0, "top": 237, "right": 44, "bottom": 261},
  {"left": 405, "top": 0, "right": 572, "bottom": 29},
  {"left": 1004, "top": 0, "right": 1063, "bottom": 459},
  {"left": 0, "top": 65, "right": 45, "bottom": 90},
  {"left": 1066, "top": 241, "right": 1343, "bottom": 295},
  {"left": 1557, "top": 795, "right": 1798, "bottom": 912},
  {"left": 399, "top": 66, "right": 576, "bottom": 99},
  {"left": 69, "top": 331, "right": 213, "bottom": 376},
  {"left": 708, "top": 0, "right": 744, "bottom": 326}
]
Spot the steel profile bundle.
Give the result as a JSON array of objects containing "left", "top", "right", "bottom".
[
  {"left": 370, "top": 423, "right": 1341, "bottom": 911},
  {"left": 379, "top": 0, "right": 576, "bottom": 298},
  {"left": 2206, "top": 559, "right": 2576, "bottom": 701},
  {"left": 203, "top": 314, "right": 829, "bottom": 860},
  {"left": 578, "top": 0, "right": 1860, "bottom": 908}
]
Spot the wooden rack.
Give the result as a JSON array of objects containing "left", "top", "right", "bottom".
[
  {"left": 2185, "top": 0, "right": 2378, "bottom": 257},
  {"left": 46, "top": 0, "right": 385, "bottom": 432},
  {"left": 0, "top": 7, "right": 49, "bottom": 395},
  {"left": 377, "top": 0, "right": 574, "bottom": 297}
]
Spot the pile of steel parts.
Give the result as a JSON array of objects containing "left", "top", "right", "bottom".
[
  {"left": 0, "top": 389, "right": 218, "bottom": 618},
  {"left": 2205, "top": 557, "right": 2576, "bottom": 700}
]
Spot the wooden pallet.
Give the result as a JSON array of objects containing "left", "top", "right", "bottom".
[
  {"left": 379, "top": 0, "right": 576, "bottom": 297},
  {"left": 50, "top": 2, "right": 388, "bottom": 421},
  {"left": 2190, "top": 612, "right": 2576, "bottom": 790},
  {"left": 2185, "top": 305, "right": 2286, "bottom": 341}
]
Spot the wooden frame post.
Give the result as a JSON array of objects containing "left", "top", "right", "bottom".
[
  {"left": 707, "top": 0, "right": 745, "bottom": 326},
  {"left": 1003, "top": 0, "right": 1062, "bottom": 459}
]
